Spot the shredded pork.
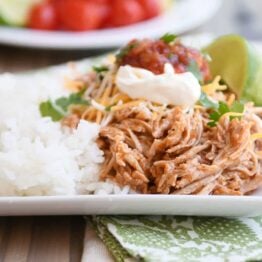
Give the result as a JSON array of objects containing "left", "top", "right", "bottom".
[{"left": 98, "top": 103, "right": 262, "bottom": 195}]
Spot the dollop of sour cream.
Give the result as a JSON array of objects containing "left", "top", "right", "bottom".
[{"left": 116, "top": 63, "right": 201, "bottom": 107}]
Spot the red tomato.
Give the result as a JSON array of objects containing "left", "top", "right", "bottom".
[
  {"left": 27, "top": 2, "right": 58, "bottom": 30},
  {"left": 93, "top": 0, "right": 111, "bottom": 4},
  {"left": 57, "top": 0, "right": 109, "bottom": 31},
  {"left": 109, "top": 0, "right": 145, "bottom": 27},
  {"left": 138, "top": 0, "right": 161, "bottom": 19}
]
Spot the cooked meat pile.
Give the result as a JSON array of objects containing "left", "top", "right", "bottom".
[
  {"left": 97, "top": 103, "right": 262, "bottom": 195},
  {"left": 58, "top": 37, "right": 262, "bottom": 195}
]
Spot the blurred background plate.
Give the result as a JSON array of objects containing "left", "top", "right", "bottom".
[{"left": 0, "top": 0, "right": 222, "bottom": 50}]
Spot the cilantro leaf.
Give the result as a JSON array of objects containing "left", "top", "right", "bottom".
[
  {"left": 39, "top": 101, "right": 65, "bottom": 122},
  {"left": 207, "top": 120, "right": 218, "bottom": 127},
  {"left": 160, "top": 33, "right": 177, "bottom": 44},
  {"left": 199, "top": 92, "right": 245, "bottom": 127},
  {"left": 229, "top": 101, "right": 245, "bottom": 121},
  {"left": 218, "top": 101, "right": 230, "bottom": 115},
  {"left": 39, "top": 89, "right": 90, "bottom": 122},
  {"left": 56, "top": 89, "right": 89, "bottom": 112},
  {"left": 230, "top": 101, "right": 245, "bottom": 113},
  {"left": 209, "top": 111, "right": 221, "bottom": 122},
  {"left": 208, "top": 103, "right": 228, "bottom": 127},
  {"left": 187, "top": 60, "right": 203, "bottom": 82},
  {"left": 207, "top": 100, "right": 245, "bottom": 127},
  {"left": 93, "top": 65, "right": 109, "bottom": 73}
]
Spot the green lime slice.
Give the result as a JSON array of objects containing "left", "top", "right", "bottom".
[
  {"left": 204, "top": 34, "right": 262, "bottom": 105},
  {"left": 0, "top": 0, "right": 40, "bottom": 26},
  {"left": 0, "top": 15, "right": 7, "bottom": 25}
]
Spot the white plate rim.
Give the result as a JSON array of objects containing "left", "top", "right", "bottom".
[
  {"left": 0, "top": 195, "right": 261, "bottom": 217},
  {"left": 0, "top": 0, "right": 222, "bottom": 49}
]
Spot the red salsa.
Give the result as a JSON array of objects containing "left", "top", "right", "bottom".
[{"left": 117, "top": 39, "right": 211, "bottom": 82}]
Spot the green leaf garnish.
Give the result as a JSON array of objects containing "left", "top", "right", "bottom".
[
  {"left": 187, "top": 60, "right": 203, "bottom": 82},
  {"left": 56, "top": 88, "right": 89, "bottom": 111},
  {"left": 230, "top": 100, "right": 245, "bottom": 113},
  {"left": 199, "top": 92, "right": 245, "bottom": 127},
  {"left": 160, "top": 33, "right": 177, "bottom": 44},
  {"left": 39, "top": 101, "right": 65, "bottom": 122},
  {"left": 207, "top": 101, "right": 245, "bottom": 127},
  {"left": 39, "top": 88, "right": 90, "bottom": 122},
  {"left": 218, "top": 101, "right": 230, "bottom": 115},
  {"left": 0, "top": 16, "right": 7, "bottom": 25},
  {"left": 93, "top": 65, "right": 109, "bottom": 73}
]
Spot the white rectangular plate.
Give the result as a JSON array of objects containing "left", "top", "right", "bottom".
[
  {"left": 0, "top": 195, "right": 261, "bottom": 217},
  {"left": 1, "top": 36, "right": 262, "bottom": 217}
]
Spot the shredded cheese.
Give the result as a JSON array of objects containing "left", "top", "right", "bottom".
[
  {"left": 64, "top": 77, "right": 84, "bottom": 92},
  {"left": 106, "top": 54, "right": 116, "bottom": 64},
  {"left": 255, "top": 151, "right": 262, "bottom": 159},
  {"left": 251, "top": 133, "right": 262, "bottom": 141},
  {"left": 221, "top": 112, "right": 244, "bottom": 120},
  {"left": 202, "top": 76, "right": 227, "bottom": 95},
  {"left": 91, "top": 100, "right": 106, "bottom": 111},
  {"left": 111, "top": 100, "right": 144, "bottom": 111},
  {"left": 112, "top": 86, "right": 119, "bottom": 95},
  {"left": 227, "top": 93, "right": 236, "bottom": 106},
  {"left": 111, "top": 93, "right": 130, "bottom": 104},
  {"left": 152, "top": 112, "right": 158, "bottom": 120},
  {"left": 81, "top": 107, "right": 92, "bottom": 119},
  {"left": 96, "top": 111, "right": 103, "bottom": 124},
  {"left": 250, "top": 134, "right": 262, "bottom": 157},
  {"left": 194, "top": 105, "right": 205, "bottom": 110},
  {"left": 100, "top": 84, "right": 112, "bottom": 104}
]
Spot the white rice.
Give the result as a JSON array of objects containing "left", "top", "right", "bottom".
[{"left": 0, "top": 69, "right": 129, "bottom": 196}]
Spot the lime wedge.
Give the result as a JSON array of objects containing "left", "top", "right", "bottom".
[
  {"left": 204, "top": 34, "right": 262, "bottom": 105},
  {"left": 0, "top": 15, "right": 6, "bottom": 25},
  {"left": 0, "top": 0, "right": 40, "bottom": 26}
]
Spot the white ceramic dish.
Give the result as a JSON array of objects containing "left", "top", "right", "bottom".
[
  {"left": 0, "top": 0, "right": 222, "bottom": 49},
  {"left": 1, "top": 35, "right": 262, "bottom": 217}
]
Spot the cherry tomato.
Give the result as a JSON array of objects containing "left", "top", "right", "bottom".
[
  {"left": 57, "top": 0, "right": 109, "bottom": 31},
  {"left": 93, "top": 0, "right": 111, "bottom": 4},
  {"left": 138, "top": 0, "right": 161, "bottom": 19},
  {"left": 109, "top": 0, "right": 145, "bottom": 27},
  {"left": 27, "top": 2, "right": 58, "bottom": 30}
]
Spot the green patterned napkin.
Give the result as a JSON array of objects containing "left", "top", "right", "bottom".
[{"left": 92, "top": 216, "right": 262, "bottom": 262}]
